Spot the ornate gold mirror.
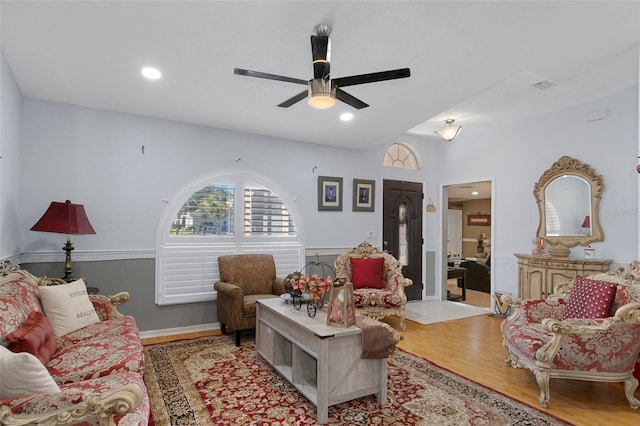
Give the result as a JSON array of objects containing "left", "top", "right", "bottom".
[{"left": 534, "top": 156, "right": 604, "bottom": 257}]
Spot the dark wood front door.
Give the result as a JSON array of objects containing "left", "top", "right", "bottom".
[{"left": 382, "top": 179, "right": 423, "bottom": 300}]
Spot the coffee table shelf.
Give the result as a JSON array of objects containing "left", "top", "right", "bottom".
[{"left": 256, "top": 298, "right": 387, "bottom": 424}]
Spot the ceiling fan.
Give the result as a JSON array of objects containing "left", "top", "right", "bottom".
[{"left": 233, "top": 24, "right": 410, "bottom": 110}]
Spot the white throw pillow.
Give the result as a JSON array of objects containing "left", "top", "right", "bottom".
[
  {"left": 39, "top": 279, "right": 100, "bottom": 337},
  {"left": 0, "top": 345, "right": 60, "bottom": 398}
]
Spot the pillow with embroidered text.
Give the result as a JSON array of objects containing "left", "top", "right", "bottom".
[
  {"left": 39, "top": 279, "right": 100, "bottom": 337},
  {"left": 561, "top": 275, "right": 617, "bottom": 320}
]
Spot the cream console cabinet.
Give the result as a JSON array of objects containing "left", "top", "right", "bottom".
[{"left": 514, "top": 254, "right": 613, "bottom": 299}]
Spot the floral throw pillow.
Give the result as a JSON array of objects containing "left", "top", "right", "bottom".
[{"left": 561, "top": 275, "right": 617, "bottom": 320}]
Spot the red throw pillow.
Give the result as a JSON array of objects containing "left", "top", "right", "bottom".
[
  {"left": 6, "top": 311, "right": 57, "bottom": 365},
  {"left": 561, "top": 275, "right": 618, "bottom": 320},
  {"left": 350, "top": 257, "right": 386, "bottom": 289}
]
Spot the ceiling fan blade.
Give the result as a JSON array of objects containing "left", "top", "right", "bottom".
[
  {"left": 311, "top": 34, "right": 331, "bottom": 80},
  {"left": 332, "top": 68, "right": 411, "bottom": 88},
  {"left": 335, "top": 88, "right": 369, "bottom": 109},
  {"left": 234, "top": 68, "right": 308, "bottom": 85},
  {"left": 277, "top": 90, "right": 309, "bottom": 108}
]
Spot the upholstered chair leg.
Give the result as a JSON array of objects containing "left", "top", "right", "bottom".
[
  {"left": 534, "top": 370, "right": 551, "bottom": 408},
  {"left": 220, "top": 323, "right": 227, "bottom": 334},
  {"left": 235, "top": 330, "right": 241, "bottom": 347},
  {"left": 399, "top": 311, "right": 407, "bottom": 331},
  {"left": 623, "top": 376, "right": 640, "bottom": 409}
]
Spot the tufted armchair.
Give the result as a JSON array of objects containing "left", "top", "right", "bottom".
[
  {"left": 334, "top": 242, "right": 413, "bottom": 330},
  {"left": 214, "top": 254, "right": 287, "bottom": 346},
  {"left": 500, "top": 261, "right": 640, "bottom": 409}
]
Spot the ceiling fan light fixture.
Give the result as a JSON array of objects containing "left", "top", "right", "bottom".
[
  {"left": 435, "top": 119, "right": 462, "bottom": 142},
  {"left": 308, "top": 93, "right": 335, "bottom": 109}
]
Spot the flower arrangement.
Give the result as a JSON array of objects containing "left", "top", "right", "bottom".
[
  {"left": 285, "top": 272, "right": 333, "bottom": 317},
  {"left": 308, "top": 275, "right": 333, "bottom": 302},
  {"left": 286, "top": 272, "right": 310, "bottom": 295}
]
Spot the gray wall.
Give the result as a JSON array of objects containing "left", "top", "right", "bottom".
[{"left": 21, "top": 259, "right": 216, "bottom": 332}]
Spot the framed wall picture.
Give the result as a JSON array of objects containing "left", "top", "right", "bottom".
[
  {"left": 467, "top": 214, "right": 491, "bottom": 226},
  {"left": 318, "top": 176, "right": 343, "bottom": 211},
  {"left": 353, "top": 179, "right": 375, "bottom": 212}
]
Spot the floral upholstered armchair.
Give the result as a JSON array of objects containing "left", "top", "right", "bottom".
[
  {"left": 214, "top": 254, "right": 287, "bottom": 346},
  {"left": 334, "top": 242, "right": 413, "bottom": 330},
  {"left": 500, "top": 261, "right": 640, "bottom": 409}
]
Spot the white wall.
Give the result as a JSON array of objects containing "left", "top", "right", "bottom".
[
  {"left": 437, "top": 86, "right": 639, "bottom": 297},
  {"left": 5, "top": 55, "right": 638, "bottom": 306},
  {"left": 0, "top": 53, "right": 23, "bottom": 259},
  {"left": 19, "top": 99, "right": 424, "bottom": 255}
]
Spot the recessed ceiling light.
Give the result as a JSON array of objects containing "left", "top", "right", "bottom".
[
  {"left": 340, "top": 112, "right": 354, "bottom": 121},
  {"left": 472, "top": 191, "right": 479, "bottom": 195},
  {"left": 141, "top": 67, "right": 162, "bottom": 80}
]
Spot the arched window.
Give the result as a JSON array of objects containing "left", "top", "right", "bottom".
[
  {"left": 383, "top": 142, "right": 423, "bottom": 170},
  {"left": 155, "top": 171, "right": 304, "bottom": 305}
]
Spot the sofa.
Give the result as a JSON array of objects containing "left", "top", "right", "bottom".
[
  {"left": 500, "top": 261, "right": 640, "bottom": 409},
  {"left": 459, "top": 258, "right": 490, "bottom": 293},
  {"left": 334, "top": 242, "right": 413, "bottom": 330},
  {"left": 0, "top": 261, "right": 149, "bottom": 425}
]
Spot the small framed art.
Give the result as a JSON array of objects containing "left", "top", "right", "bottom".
[
  {"left": 353, "top": 179, "right": 375, "bottom": 212},
  {"left": 318, "top": 176, "right": 343, "bottom": 211},
  {"left": 468, "top": 214, "right": 491, "bottom": 226}
]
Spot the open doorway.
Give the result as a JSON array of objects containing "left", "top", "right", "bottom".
[{"left": 443, "top": 180, "right": 492, "bottom": 309}]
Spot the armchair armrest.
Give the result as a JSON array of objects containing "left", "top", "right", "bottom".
[
  {"left": 89, "top": 292, "right": 130, "bottom": 321},
  {"left": 537, "top": 303, "right": 640, "bottom": 369},
  {"left": 214, "top": 281, "right": 243, "bottom": 297},
  {"left": 214, "top": 281, "right": 244, "bottom": 308},
  {"left": 272, "top": 277, "right": 287, "bottom": 296},
  {"left": 0, "top": 374, "right": 145, "bottom": 426},
  {"left": 501, "top": 294, "right": 565, "bottom": 323}
]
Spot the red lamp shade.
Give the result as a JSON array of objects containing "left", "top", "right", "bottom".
[
  {"left": 581, "top": 215, "right": 591, "bottom": 228},
  {"left": 31, "top": 200, "right": 95, "bottom": 282},
  {"left": 31, "top": 200, "right": 95, "bottom": 235}
]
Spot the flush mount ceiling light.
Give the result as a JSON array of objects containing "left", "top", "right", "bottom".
[
  {"left": 435, "top": 119, "right": 462, "bottom": 142},
  {"left": 141, "top": 67, "right": 162, "bottom": 80},
  {"left": 340, "top": 112, "right": 354, "bottom": 121}
]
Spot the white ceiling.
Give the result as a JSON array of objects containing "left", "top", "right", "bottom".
[{"left": 1, "top": 1, "right": 638, "bottom": 151}]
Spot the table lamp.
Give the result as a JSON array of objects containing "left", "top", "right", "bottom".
[{"left": 31, "top": 200, "right": 96, "bottom": 282}]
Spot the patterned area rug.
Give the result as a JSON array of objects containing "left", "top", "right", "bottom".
[{"left": 143, "top": 335, "right": 570, "bottom": 425}]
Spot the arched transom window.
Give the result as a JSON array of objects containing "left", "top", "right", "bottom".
[{"left": 383, "top": 142, "right": 423, "bottom": 170}]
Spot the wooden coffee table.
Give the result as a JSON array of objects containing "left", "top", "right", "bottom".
[{"left": 256, "top": 298, "right": 387, "bottom": 424}]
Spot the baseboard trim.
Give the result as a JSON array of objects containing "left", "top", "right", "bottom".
[{"left": 139, "top": 322, "right": 220, "bottom": 339}]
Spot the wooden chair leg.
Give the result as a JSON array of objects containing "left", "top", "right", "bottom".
[
  {"left": 235, "top": 330, "right": 241, "bottom": 347},
  {"left": 220, "top": 323, "right": 227, "bottom": 334}
]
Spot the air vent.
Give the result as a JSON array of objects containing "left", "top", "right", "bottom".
[{"left": 532, "top": 80, "right": 556, "bottom": 90}]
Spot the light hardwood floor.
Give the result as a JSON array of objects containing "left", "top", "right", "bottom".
[{"left": 142, "top": 314, "right": 639, "bottom": 425}]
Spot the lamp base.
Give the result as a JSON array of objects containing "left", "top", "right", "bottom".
[{"left": 62, "top": 239, "right": 76, "bottom": 282}]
